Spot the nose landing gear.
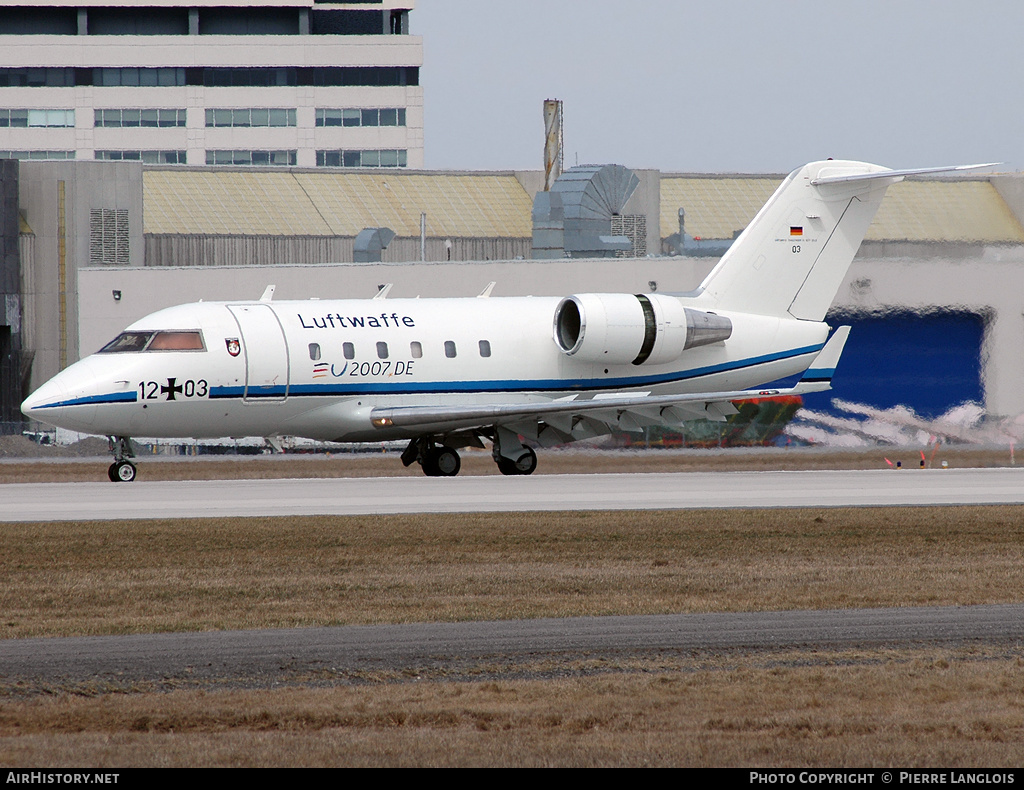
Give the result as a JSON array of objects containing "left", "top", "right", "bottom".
[{"left": 107, "top": 436, "right": 137, "bottom": 483}]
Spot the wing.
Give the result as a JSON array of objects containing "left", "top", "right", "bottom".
[{"left": 370, "top": 327, "right": 851, "bottom": 445}]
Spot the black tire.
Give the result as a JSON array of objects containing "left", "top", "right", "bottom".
[
  {"left": 107, "top": 462, "right": 119, "bottom": 482},
  {"left": 433, "top": 447, "right": 461, "bottom": 477},
  {"left": 114, "top": 460, "right": 137, "bottom": 482},
  {"left": 423, "top": 446, "right": 460, "bottom": 477},
  {"left": 514, "top": 447, "right": 537, "bottom": 475},
  {"left": 497, "top": 447, "right": 537, "bottom": 476},
  {"left": 423, "top": 444, "right": 460, "bottom": 475}
]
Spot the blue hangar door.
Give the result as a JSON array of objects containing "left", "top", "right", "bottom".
[{"left": 801, "top": 311, "right": 985, "bottom": 419}]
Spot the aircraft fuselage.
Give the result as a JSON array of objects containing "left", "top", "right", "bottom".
[{"left": 23, "top": 295, "right": 828, "bottom": 443}]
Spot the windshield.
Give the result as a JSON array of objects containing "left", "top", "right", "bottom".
[{"left": 99, "top": 330, "right": 205, "bottom": 353}]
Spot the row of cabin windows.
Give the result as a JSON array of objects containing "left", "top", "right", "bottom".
[{"left": 308, "top": 340, "right": 492, "bottom": 362}]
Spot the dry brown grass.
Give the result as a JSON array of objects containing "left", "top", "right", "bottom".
[
  {"left": 2, "top": 507, "right": 1023, "bottom": 639},
  {"left": 2, "top": 648, "right": 1022, "bottom": 767},
  {"left": 3, "top": 502, "right": 1024, "bottom": 767}
]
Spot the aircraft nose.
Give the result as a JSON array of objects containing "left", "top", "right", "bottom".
[
  {"left": 21, "top": 359, "right": 106, "bottom": 431},
  {"left": 22, "top": 372, "right": 70, "bottom": 423}
]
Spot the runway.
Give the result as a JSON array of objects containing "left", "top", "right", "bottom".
[
  {"left": 2, "top": 467, "right": 1024, "bottom": 521},
  {"left": 2, "top": 604, "right": 1021, "bottom": 688}
]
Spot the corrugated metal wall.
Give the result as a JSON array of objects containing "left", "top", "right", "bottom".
[{"left": 144, "top": 235, "right": 532, "bottom": 266}]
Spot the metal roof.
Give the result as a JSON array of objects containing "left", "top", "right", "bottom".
[
  {"left": 143, "top": 168, "right": 1024, "bottom": 245},
  {"left": 143, "top": 170, "right": 534, "bottom": 238},
  {"left": 660, "top": 176, "right": 1024, "bottom": 244}
]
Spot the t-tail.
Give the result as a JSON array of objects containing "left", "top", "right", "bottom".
[{"left": 695, "top": 160, "right": 996, "bottom": 321}]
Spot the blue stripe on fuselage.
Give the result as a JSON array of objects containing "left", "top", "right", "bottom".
[
  {"left": 29, "top": 391, "right": 138, "bottom": 410},
  {"left": 210, "top": 344, "right": 823, "bottom": 400}
]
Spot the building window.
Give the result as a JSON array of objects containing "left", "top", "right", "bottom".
[
  {"left": 88, "top": 8, "right": 189, "bottom": 36},
  {"left": 0, "top": 150, "right": 75, "bottom": 160},
  {"left": 206, "top": 150, "right": 297, "bottom": 166},
  {"left": 89, "top": 209, "right": 130, "bottom": 265},
  {"left": 199, "top": 7, "right": 300, "bottom": 35},
  {"left": 203, "top": 68, "right": 297, "bottom": 87},
  {"left": 0, "top": 68, "right": 75, "bottom": 88},
  {"left": 95, "top": 109, "right": 186, "bottom": 128},
  {"left": 410, "top": 341, "right": 422, "bottom": 359},
  {"left": 343, "top": 342, "right": 355, "bottom": 360},
  {"left": 96, "top": 151, "right": 186, "bottom": 164},
  {"left": 444, "top": 341, "right": 457, "bottom": 359},
  {"left": 0, "top": 110, "right": 75, "bottom": 128},
  {"left": 94, "top": 68, "right": 186, "bottom": 87},
  {"left": 479, "top": 340, "right": 491, "bottom": 358},
  {"left": 316, "top": 108, "right": 406, "bottom": 127},
  {"left": 316, "top": 149, "right": 407, "bottom": 168},
  {"left": 206, "top": 108, "right": 297, "bottom": 128},
  {"left": 0, "top": 67, "right": 418, "bottom": 89}
]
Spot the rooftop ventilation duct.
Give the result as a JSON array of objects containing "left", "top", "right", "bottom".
[
  {"left": 532, "top": 164, "right": 639, "bottom": 259},
  {"left": 353, "top": 226, "right": 396, "bottom": 263}
]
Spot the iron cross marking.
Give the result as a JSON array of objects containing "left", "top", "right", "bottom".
[{"left": 161, "top": 378, "right": 184, "bottom": 401}]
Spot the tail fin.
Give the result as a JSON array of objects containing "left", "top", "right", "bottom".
[{"left": 695, "top": 161, "right": 990, "bottom": 321}]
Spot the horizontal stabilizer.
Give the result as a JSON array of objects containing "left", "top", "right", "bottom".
[{"left": 810, "top": 163, "right": 999, "bottom": 186}]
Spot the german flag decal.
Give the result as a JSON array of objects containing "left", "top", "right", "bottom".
[{"left": 790, "top": 226, "right": 803, "bottom": 236}]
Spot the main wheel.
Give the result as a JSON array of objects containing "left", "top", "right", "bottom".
[
  {"left": 423, "top": 446, "right": 460, "bottom": 477},
  {"left": 113, "top": 460, "right": 137, "bottom": 482},
  {"left": 497, "top": 447, "right": 537, "bottom": 476}
]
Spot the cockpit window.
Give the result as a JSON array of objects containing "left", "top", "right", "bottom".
[
  {"left": 148, "top": 331, "right": 205, "bottom": 351},
  {"left": 99, "top": 332, "right": 153, "bottom": 353},
  {"left": 99, "top": 330, "right": 205, "bottom": 353}
]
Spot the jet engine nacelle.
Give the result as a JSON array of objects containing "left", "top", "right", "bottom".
[{"left": 552, "top": 293, "right": 732, "bottom": 366}]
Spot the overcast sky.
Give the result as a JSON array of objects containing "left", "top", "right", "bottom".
[{"left": 413, "top": 0, "right": 1023, "bottom": 174}]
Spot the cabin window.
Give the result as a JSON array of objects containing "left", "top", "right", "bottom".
[
  {"left": 444, "top": 340, "right": 457, "bottom": 358},
  {"left": 343, "top": 342, "right": 355, "bottom": 359},
  {"left": 478, "top": 340, "right": 491, "bottom": 358},
  {"left": 376, "top": 341, "right": 389, "bottom": 359},
  {"left": 410, "top": 341, "right": 422, "bottom": 358},
  {"left": 308, "top": 343, "right": 320, "bottom": 361}
]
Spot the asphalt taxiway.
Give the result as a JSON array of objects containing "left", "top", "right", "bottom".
[
  {"left": 2, "top": 467, "right": 1024, "bottom": 521},
  {"left": 2, "top": 604, "right": 1020, "bottom": 688}
]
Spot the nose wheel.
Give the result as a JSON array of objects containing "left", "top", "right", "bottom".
[
  {"left": 108, "top": 460, "right": 137, "bottom": 483},
  {"left": 107, "top": 435, "right": 138, "bottom": 482}
]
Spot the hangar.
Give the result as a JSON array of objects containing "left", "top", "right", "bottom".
[{"left": 6, "top": 158, "right": 1024, "bottom": 434}]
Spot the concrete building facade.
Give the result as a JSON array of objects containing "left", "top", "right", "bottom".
[{"left": 0, "top": 1, "right": 422, "bottom": 168}]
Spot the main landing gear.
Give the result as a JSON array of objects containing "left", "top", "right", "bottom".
[
  {"left": 496, "top": 446, "right": 537, "bottom": 476},
  {"left": 107, "top": 435, "right": 137, "bottom": 483},
  {"left": 492, "top": 426, "right": 537, "bottom": 476},
  {"left": 401, "top": 437, "right": 462, "bottom": 477},
  {"left": 400, "top": 429, "right": 539, "bottom": 477}
]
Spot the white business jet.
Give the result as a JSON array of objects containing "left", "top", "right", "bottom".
[{"left": 22, "top": 160, "right": 989, "bottom": 481}]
